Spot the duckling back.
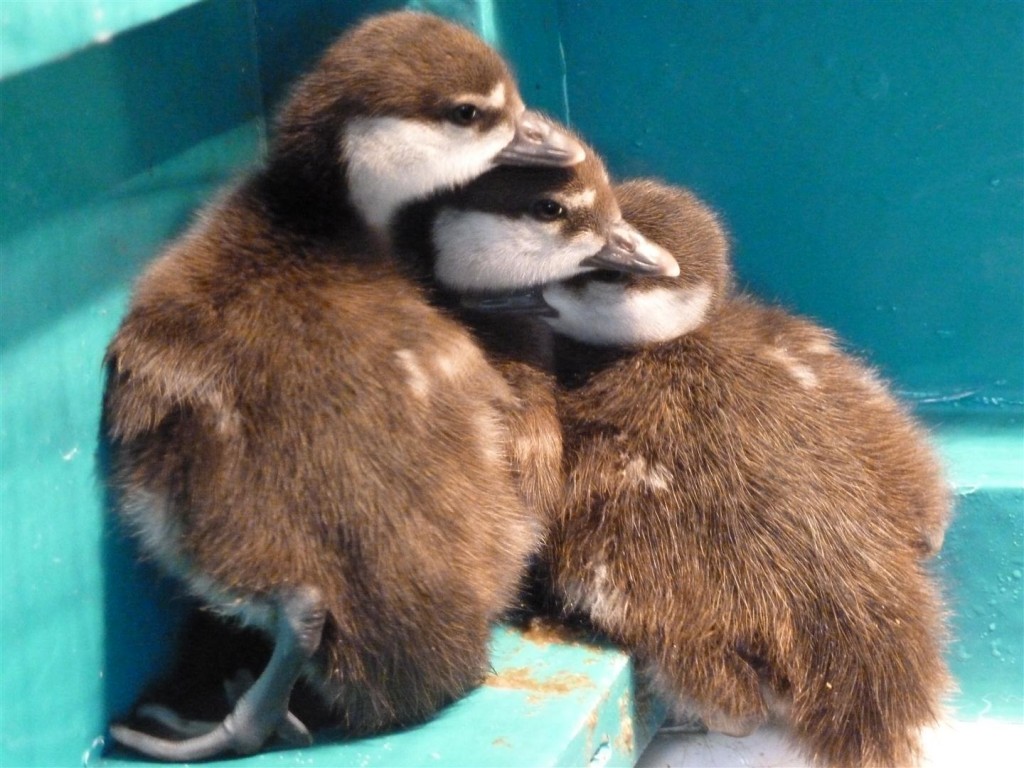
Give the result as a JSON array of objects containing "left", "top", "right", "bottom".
[
  {"left": 101, "top": 12, "right": 588, "bottom": 753},
  {"left": 543, "top": 179, "right": 951, "bottom": 767},
  {"left": 104, "top": 182, "right": 537, "bottom": 734}
]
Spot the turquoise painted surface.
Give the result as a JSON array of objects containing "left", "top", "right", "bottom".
[
  {"left": 98, "top": 626, "right": 659, "bottom": 768},
  {"left": 0, "top": 0, "right": 205, "bottom": 78},
  {"left": 1, "top": 121, "right": 263, "bottom": 764},
  {"left": 1, "top": 1, "right": 1021, "bottom": 766},
  {"left": 547, "top": 0, "right": 1024, "bottom": 717},
  {"left": 1, "top": 1, "right": 264, "bottom": 763},
  {"left": 939, "top": 487, "right": 1024, "bottom": 719},
  {"left": 2, "top": 0, "right": 265, "bottom": 348},
  {"left": 926, "top": 409, "right": 1024, "bottom": 719},
  {"left": 556, "top": 0, "right": 1024, "bottom": 404}
]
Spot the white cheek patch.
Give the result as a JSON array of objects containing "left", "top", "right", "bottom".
[
  {"left": 543, "top": 282, "right": 714, "bottom": 346},
  {"left": 343, "top": 116, "right": 514, "bottom": 229},
  {"left": 765, "top": 347, "right": 819, "bottom": 390},
  {"left": 432, "top": 211, "right": 606, "bottom": 291}
]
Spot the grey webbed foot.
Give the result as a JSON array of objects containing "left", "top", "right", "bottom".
[
  {"left": 131, "top": 669, "right": 311, "bottom": 745},
  {"left": 222, "top": 668, "right": 312, "bottom": 746},
  {"left": 132, "top": 704, "right": 220, "bottom": 740},
  {"left": 110, "top": 586, "right": 326, "bottom": 761}
]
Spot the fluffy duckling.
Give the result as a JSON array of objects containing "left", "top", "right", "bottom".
[
  {"left": 539, "top": 179, "right": 952, "bottom": 766},
  {"left": 103, "top": 12, "right": 585, "bottom": 760},
  {"left": 393, "top": 128, "right": 680, "bottom": 528}
]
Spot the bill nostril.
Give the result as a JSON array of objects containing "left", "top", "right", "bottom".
[
  {"left": 609, "top": 229, "right": 636, "bottom": 254},
  {"left": 498, "top": 110, "right": 585, "bottom": 168},
  {"left": 518, "top": 112, "right": 546, "bottom": 142}
]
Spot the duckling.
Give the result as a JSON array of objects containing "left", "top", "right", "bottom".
[
  {"left": 536, "top": 179, "right": 952, "bottom": 766},
  {"left": 102, "top": 11, "right": 586, "bottom": 760},
  {"left": 392, "top": 127, "right": 680, "bottom": 535}
]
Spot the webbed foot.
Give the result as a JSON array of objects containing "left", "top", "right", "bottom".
[
  {"left": 110, "top": 586, "right": 326, "bottom": 761},
  {"left": 129, "top": 669, "right": 311, "bottom": 745}
]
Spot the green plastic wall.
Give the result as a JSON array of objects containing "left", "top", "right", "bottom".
[
  {"left": 1, "top": 0, "right": 1021, "bottom": 764},
  {"left": 556, "top": 0, "right": 1023, "bottom": 405},
  {"left": 541, "top": 0, "right": 1024, "bottom": 726}
]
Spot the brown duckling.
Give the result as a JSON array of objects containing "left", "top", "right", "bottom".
[
  {"left": 540, "top": 179, "right": 952, "bottom": 766},
  {"left": 102, "top": 11, "right": 585, "bottom": 760}
]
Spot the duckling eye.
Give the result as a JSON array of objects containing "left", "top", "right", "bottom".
[
  {"left": 531, "top": 199, "right": 565, "bottom": 222},
  {"left": 449, "top": 103, "right": 480, "bottom": 126}
]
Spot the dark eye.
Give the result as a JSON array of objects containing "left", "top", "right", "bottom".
[
  {"left": 449, "top": 103, "right": 480, "bottom": 126},
  {"left": 531, "top": 199, "right": 565, "bottom": 221}
]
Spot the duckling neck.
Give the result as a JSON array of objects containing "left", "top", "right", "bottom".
[
  {"left": 256, "top": 152, "right": 366, "bottom": 241},
  {"left": 552, "top": 335, "right": 636, "bottom": 389},
  {"left": 388, "top": 198, "right": 440, "bottom": 284},
  {"left": 388, "top": 206, "right": 557, "bottom": 370}
]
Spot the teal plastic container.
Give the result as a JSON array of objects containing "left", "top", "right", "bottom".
[{"left": 2, "top": 1, "right": 1021, "bottom": 765}]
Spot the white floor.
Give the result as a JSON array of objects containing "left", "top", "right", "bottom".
[{"left": 636, "top": 719, "right": 1024, "bottom": 767}]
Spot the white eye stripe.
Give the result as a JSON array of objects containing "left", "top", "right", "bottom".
[{"left": 452, "top": 82, "right": 506, "bottom": 111}]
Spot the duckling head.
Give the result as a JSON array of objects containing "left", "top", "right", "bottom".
[
  {"left": 427, "top": 126, "right": 679, "bottom": 298},
  {"left": 269, "top": 12, "right": 585, "bottom": 231},
  {"left": 542, "top": 179, "right": 732, "bottom": 347}
]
